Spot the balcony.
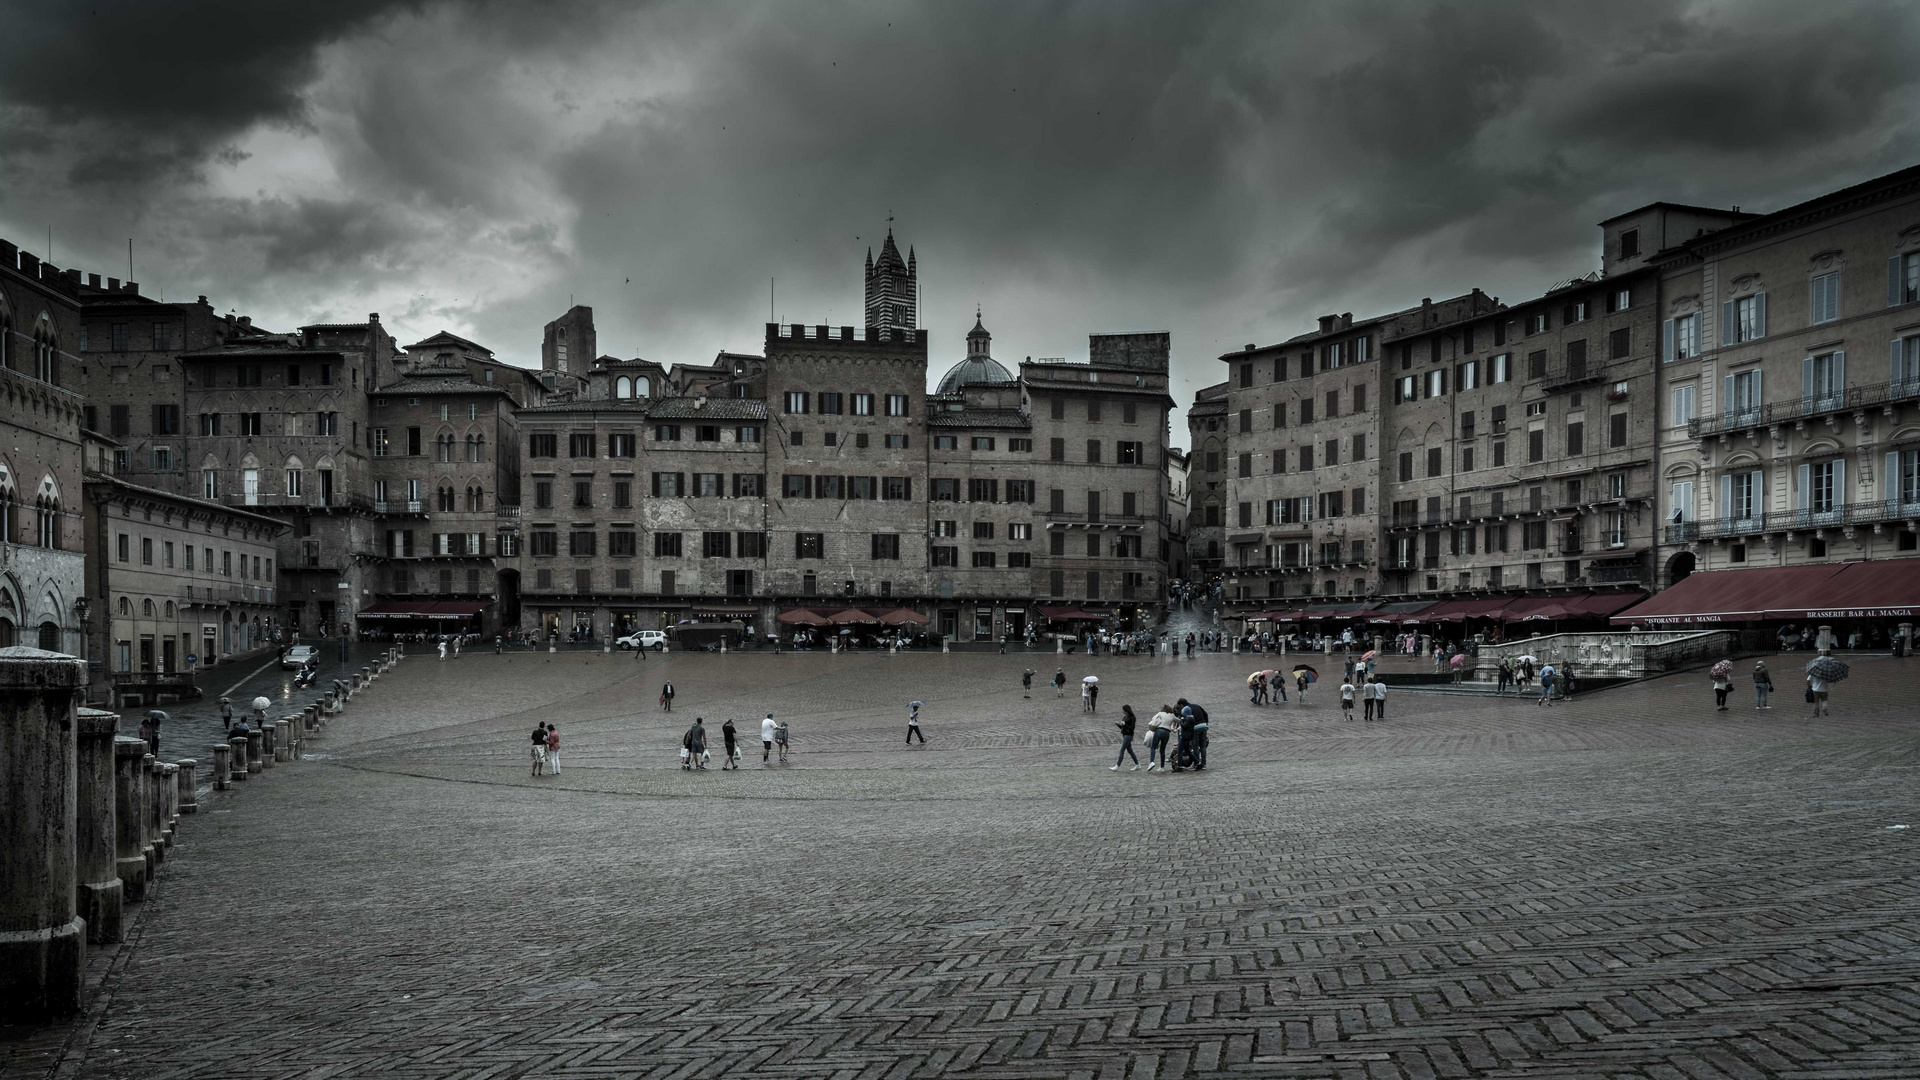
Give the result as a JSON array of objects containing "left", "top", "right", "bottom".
[
  {"left": 1687, "top": 497, "right": 1920, "bottom": 540},
  {"left": 1045, "top": 511, "right": 1148, "bottom": 528},
  {"left": 496, "top": 504, "right": 521, "bottom": 519},
  {"left": 1540, "top": 357, "right": 1609, "bottom": 392},
  {"left": 1688, "top": 378, "right": 1920, "bottom": 439},
  {"left": 373, "top": 500, "right": 428, "bottom": 515}
]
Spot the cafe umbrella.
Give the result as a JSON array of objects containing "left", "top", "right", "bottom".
[{"left": 1805, "top": 655, "right": 1850, "bottom": 683}]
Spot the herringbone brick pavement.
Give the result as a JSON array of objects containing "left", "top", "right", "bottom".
[{"left": 5, "top": 649, "right": 1918, "bottom": 1079}]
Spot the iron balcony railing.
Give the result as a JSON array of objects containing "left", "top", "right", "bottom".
[
  {"left": 1684, "top": 498, "right": 1920, "bottom": 540},
  {"left": 1688, "top": 377, "right": 1920, "bottom": 439}
]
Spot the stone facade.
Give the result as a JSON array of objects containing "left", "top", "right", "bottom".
[
  {"left": 1649, "top": 166, "right": 1920, "bottom": 581},
  {"left": 82, "top": 469, "right": 284, "bottom": 705},
  {"left": 1379, "top": 273, "right": 1668, "bottom": 597},
  {"left": 0, "top": 239, "right": 88, "bottom": 657},
  {"left": 1185, "top": 382, "right": 1228, "bottom": 575},
  {"left": 1216, "top": 293, "right": 1498, "bottom": 606}
]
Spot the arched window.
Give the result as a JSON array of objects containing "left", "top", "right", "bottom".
[
  {"left": 37, "top": 621, "right": 58, "bottom": 651},
  {"left": 0, "top": 305, "right": 11, "bottom": 370},
  {"left": 34, "top": 327, "right": 56, "bottom": 384},
  {"left": 635, "top": 376, "right": 650, "bottom": 397},
  {"left": 142, "top": 598, "right": 156, "bottom": 617},
  {"left": 0, "top": 618, "right": 13, "bottom": 647},
  {"left": 165, "top": 601, "right": 175, "bottom": 618},
  {"left": 437, "top": 433, "right": 455, "bottom": 462},
  {"left": 615, "top": 376, "right": 632, "bottom": 399},
  {"left": 437, "top": 485, "right": 456, "bottom": 512},
  {"left": 36, "top": 494, "right": 58, "bottom": 547},
  {"left": 471, "top": 435, "right": 485, "bottom": 463},
  {"left": 118, "top": 597, "right": 131, "bottom": 616}
]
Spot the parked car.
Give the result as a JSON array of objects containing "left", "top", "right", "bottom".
[
  {"left": 615, "top": 630, "right": 667, "bottom": 651},
  {"left": 281, "top": 645, "right": 317, "bottom": 669}
]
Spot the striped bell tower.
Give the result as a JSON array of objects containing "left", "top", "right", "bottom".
[{"left": 864, "top": 225, "right": 917, "bottom": 334}]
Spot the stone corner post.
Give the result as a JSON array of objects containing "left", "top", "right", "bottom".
[
  {"left": 0, "top": 647, "right": 89, "bottom": 1018},
  {"left": 144, "top": 755, "right": 166, "bottom": 859},
  {"left": 113, "top": 736, "right": 151, "bottom": 899},
  {"left": 212, "top": 742, "right": 232, "bottom": 790},
  {"left": 246, "top": 727, "right": 265, "bottom": 773},
  {"left": 75, "top": 707, "right": 123, "bottom": 944},
  {"left": 230, "top": 734, "right": 251, "bottom": 780}
]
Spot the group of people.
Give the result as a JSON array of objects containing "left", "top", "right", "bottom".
[
  {"left": 1713, "top": 659, "right": 1834, "bottom": 717},
  {"left": 529, "top": 722, "right": 561, "bottom": 775},
  {"left": 679, "top": 713, "right": 791, "bottom": 769},
  {"left": 1491, "top": 655, "right": 1572, "bottom": 704},
  {"left": 1113, "top": 699, "right": 1209, "bottom": 772}
]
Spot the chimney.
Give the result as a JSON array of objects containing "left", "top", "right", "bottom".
[
  {"left": 1316, "top": 315, "right": 1335, "bottom": 334},
  {"left": 1341, "top": 312, "right": 1353, "bottom": 329},
  {"left": 1422, "top": 297, "right": 1434, "bottom": 325},
  {"left": 197, "top": 295, "right": 208, "bottom": 306},
  {"left": 1244, "top": 343, "right": 1256, "bottom": 352},
  {"left": 368, "top": 313, "right": 380, "bottom": 325},
  {"left": 124, "top": 281, "right": 137, "bottom": 293},
  {"left": 88, "top": 273, "right": 100, "bottom": 288},
  {"left": 107, "top": 277, "right": 119, "bottom": 290},
  {"left": 238, "top": 316, "right": 251, "bottom": 327}
]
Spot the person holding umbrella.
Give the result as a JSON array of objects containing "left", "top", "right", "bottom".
[
  {"left": 1710, "top": 659, "right": 1734, "bottom": 711},
  {"left": 142, "top": 710, "right": 166, "bottom": 755},
  {"left": 1248, "top": 670, "right": 1266, "bottom": 705},
  {"left": 1806, "top": 654, "right": 1847, "bottom": 718},
  {"left": 1448, "top": 652, "right": 1466, "bottom": 686},
  {"left": 1292, "top": 664, "right": 1316, "bottom": 706}
]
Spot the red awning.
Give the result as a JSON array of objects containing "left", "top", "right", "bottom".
[
  {"left": 1531, "top": 591, "right": 1646, "bottom": 620},
  {"left": 827, "top": 609, "right": 879, "bottom": 624},
  {"left": 1499, "top": 596, "right": 1565, "bottom": 622},
  {"left": 877, "top": 609, "right": 932, "bottom": 626},
  {"left": 1418, "top": 597, "right": 1510, "bottom": 623},
  {"left": 355, "top": 600, "right": 485, "bottom": 620},
  {"left": 1605, "top": 563, "right": 1920, "bottom": 625},
  {"left": 776, "top": 609, "right": 829, "bottom": 625}
]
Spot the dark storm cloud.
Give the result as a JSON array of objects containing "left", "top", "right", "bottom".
[{"left": 4, "top": 0, "right": 1920, "bottom": 438}]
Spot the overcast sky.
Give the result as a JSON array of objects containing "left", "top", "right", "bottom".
[{"left": 6, "top": 0, "right": 1920, "bottom": 446}]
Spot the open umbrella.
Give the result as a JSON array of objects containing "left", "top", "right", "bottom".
[
  {"left": 1513, "top": 654, "right": 1538, "bottom": 664},
  {"left": 1709, "top": 659, "right": 1734, "bottom": 680},
  {"left": 1291, "top": 665, "right": 1318, "bottom": 683},
  {"left": 1082, "top": 675, "right": 1099, "bottom": 684},
  {"left": 1360, "top": 650, "right": 1377, "bottom": 661},
  {"left": 1449, "top": 653, "right": 1466, "bottom": 667},
  {"left": 145, "top": 709, "right": 170, "bottom": 722},
  {"left": 217, "top": 696, "right": 231, "bottom": 704},
  {"left": 1805, "top": 655, "right": 1850, "bottom": 683},
  {"left": 909, "top": 700, "right": 925, "bottom": 708},
  {"left": 251, "top": 696, "right": 272, "bottom": 712},
  {"left": 1246, "top": 669, "right": 1278, "bottom": 687}
]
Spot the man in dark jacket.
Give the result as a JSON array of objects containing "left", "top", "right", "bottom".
[{"left": 1177, "top": 698, "right": 1210, "bottom": 771}]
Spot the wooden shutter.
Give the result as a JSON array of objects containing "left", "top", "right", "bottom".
[
  {"left": 1719, "top": 474, "right": 1732, "bottom": 523},
  {"left": 1834, "top": 457, "right": 1846, "bottom": 507},
  {"left": 1802, "top": 356, "right": 1815, "bottom": 401},
  {"left": 1661, "top": 319, "right": 1674, "bottom": 363},
  {"left": 1895, "top": 338, "right": 1908, "bottom": 384},
  {"left": 1891, "top": 256, "right": 1904, "bottom": 307},
  {"left": 1797, "top": 463, "right": 1810, "bottom": 512},
  {"left": 1721, "top": 300, "right": 1736, "bottom": 346},
  {"left": 1754, "top": 292, "right": 1767, "bottom": 338},
  {"left": 1887, "top": 451, "right": 1901, "bottom": 508},
  {"left": 1723, "top": 373, "right": 1734, "bottom": 419}
]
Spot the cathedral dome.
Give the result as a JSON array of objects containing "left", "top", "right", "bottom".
[
  {"left": 937, "top": 354, "right": 1015, "bottom": 394},
  {"left": 936, "top": 309, "right": 1014, "bottom": 393}
]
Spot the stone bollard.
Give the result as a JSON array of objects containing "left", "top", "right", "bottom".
[
  {"left": 257, "top": 723, "right": 275, "bottom": 770},
  {"left": 143, "top": 755, "right": 165, "bottom": 866},
  {"left": 113, "top": 737, "right": 151, "bottom": 901},
  {"left": 719, "top": 639, "right": 726, "bottom": 653},
  {"left": 1817, "top": 624, "right": 1834, "bottom": 653},
  {"left": 213, "top": 743, "right": 232, "bottom": 790},
  {"left": 941, "top": 638, "right": 949, "bottom": 654},
  {"left": 0, "top": 647, "right": 89, "bottom": 1019},
  {"left": 549, "top": 638, "right": 556, "bottom": 653},
  {"left": 161, "top": 764, "right": 179, "bottom": 840},
  {"left": 245, "top": 728, "right": 264, "bottom": 774},
  {"left": 229, "top": 735, "right": 250, "bottom": 781},
  {"left": 1056, "top": 637, "right": 1064, "bottom": 654},
  {"left": 275, "top": 719, "right": 292, "bottom": 761},
  {"left": 75, "top": 708, "right": 124, "bottom": 945},
  {"left": 177, "top": 759, "right": 197, "bottom": 815},
  {"left": 1232, "top": 637, "right": 1240, "bottom": 654}
]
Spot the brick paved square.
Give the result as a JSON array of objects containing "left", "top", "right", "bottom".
[{"left": 7, "top": 649, "right": 1919, "bottom": 1079}]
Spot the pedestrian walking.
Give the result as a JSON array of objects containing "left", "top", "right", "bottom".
[
  {"left": 1053, "top": 668, "right": 1067, "bottom": 698},
  {"left": 660, "top": 682, "right": 675, "bottom": 712},
  {"left": 775, "top": 718, "right": 790, "bottom": 762},
  {"left": 1538, "top": 663, "right": 1557, "bottom": 706},
  {"left": 545, "top": 725, "right": 561, "bottom": 775},
  {"left": 438, "top": 639, "right": 448, "bottom": 660},
  {"left": 1088, "top": 682, "right": 1100, "bottom": 712},
  {"left": 220, "top": 696, "right": 234, "bottom": 731},
  {"left": 1081, "top": 679, "right": 1093, "bottom": 712},
  {"left": 906, "top": 701, "right": 925, "bottom": 744},
  {"left": 1295, "top": 670, "right": 1310, "bottom": 705},
  {"left": 1022, "top": 669, "right": 1034, "bottom": 698},
  {"left": 720, "top": 719, "right": 739, "bottom": 769},
  {"left": 1370, "top": 679, "right": 1387, "bottom": 721},
  {"left": 530, "top": 722, "right": 548, "bottom": 776},
  {"left": 1111, "top": 705, "right": 1140, "bottom": 771},
  {"left": 1495, "top": 658, "right": 1511, "bottom": 696},
  {"left": 685, "top": 718, "right": 708, "bottom": 769},
  {"left": 1807, "top": 672, "right": 1831, "bottom": 717},
  {"left": 1361, "top": 677, "right": 1376, "bottom": 721},
  {"left": 761, "top": 713, "right": 777, "bottom": 764},
  {"left": 1753, "top": 661, "right": 1773, "bottom": 710},
  {"left": 1146, "top": 703, "right": 1177, "bottom": 770},
  {"left": 1339, "top": 678, "right": 1356, "bottom": 721}
]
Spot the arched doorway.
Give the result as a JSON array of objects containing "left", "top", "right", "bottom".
[{"left": 1665, "top": 551, "right": 1696, "bottom": 588}]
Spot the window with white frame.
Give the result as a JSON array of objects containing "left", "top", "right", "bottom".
[
  {"left": 1809, "top": 271, "right": 1840, "bottom": 325},
  {"left": 885, "top": 394, "right": 908, "bottom": 416},
  {"left": 852, "top": 393, "right": 874, "bottom": 416},
  {"left": 1664, "top": 312, "right": 1700, "bottom": 361},
  {"left": 1893, "top": 252, "right": 1920, "bottom": 306},
  {"left": 1726, "top": 368, "right": 1763, "bottom": 424},
  {"left": 285, "top": 469, "right": 302, "bottom": 498},
  {"left": 1671, "top": 384, "right": 1695, "bottom": 429},
  {"left": 783, "top": 391, "right": 808, "bottom": 414},
  {"left": 1894, "top": 335, "right": 1920, "bottom": 393},
  {"left": 1890, "top": 448, "right": 1920, "bottom": 510},
  {"left": 1491, "top": 353, "right": 1512, "bottom": 383},
  {"left": 1722, "top": 469, "right": 1762, "bottom": 523},
  {"left": 1723, "top": 293, "right": 1767, "bottom": 344},
  {"left": 1799, "top": 457, "right": 1843, "bottom": 521},
  {"left": 1456, "top": 360, "right": 1479, "bottom": 390},
  {"left": 1803, "top": 351, "right": 1845, "bottom": 411},
  {"left": 1669, "top": 480, "right": 1694, "bottom": 525}
]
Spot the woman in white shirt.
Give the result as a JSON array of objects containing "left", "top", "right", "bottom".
[{"left": 1145, "top": 705, "right": 1179, "bottom": 771}]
